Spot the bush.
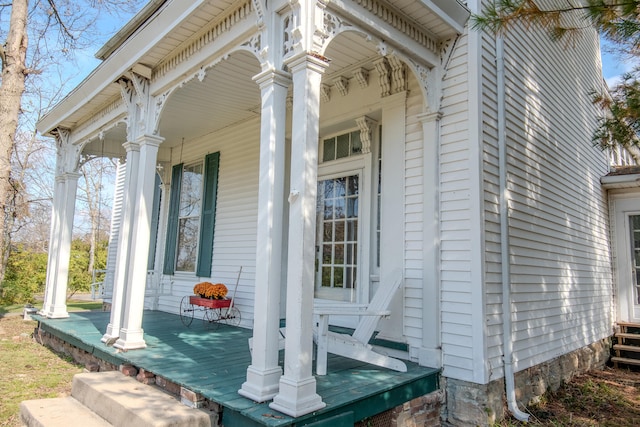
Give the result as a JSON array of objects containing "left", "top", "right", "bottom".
[
  {"left": 1, "top": 239, "right": 108, "bottom": 304},
  {"left": 1, "top": 248, "right": 47, "bottom": 304}
]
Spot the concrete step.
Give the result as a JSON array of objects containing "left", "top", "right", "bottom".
[
  {"left": 20, "top": 397, "right": 111, "bottom": 427},
  {"left": 21, "top": 371, "right": 214, "bottom": 427}
]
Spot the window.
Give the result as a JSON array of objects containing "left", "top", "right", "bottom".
[
  {"left": 322, "top": 131, "right": 362, "bottom": 162},
  {"left": 316, "top": 124, "right": 381, "bottom": 304},
  {"left": 176, "top": 163, "right": 203, "bottom": 271},
  {"left": 316, "top": 174, "right": 359, "bottom": 302},
  {"left": 164, "top": 152, "right": 219, "bottom": 276}
]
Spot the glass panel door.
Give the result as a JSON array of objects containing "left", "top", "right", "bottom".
[{"left": 316, "top": 174, "right": 359, "bottom": 302}]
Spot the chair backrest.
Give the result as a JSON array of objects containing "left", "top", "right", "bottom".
[{"left": 352, "top": 273, "right": 403, "bottom": 343}]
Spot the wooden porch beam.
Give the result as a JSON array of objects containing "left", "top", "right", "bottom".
[{"left": 327, "top": 0, "right": 441, "bottom": 68}]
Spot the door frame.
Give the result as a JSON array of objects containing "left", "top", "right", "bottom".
[{"left": 612, "top": 194, "right": 640, "bottom": 323}]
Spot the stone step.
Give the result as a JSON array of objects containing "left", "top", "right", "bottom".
[{"left": 21, "top": 371, "right": 214, "bottom": 427}]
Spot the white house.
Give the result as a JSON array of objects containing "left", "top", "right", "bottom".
[{"left": 36, "top": 0, "right": 634, "bottom": 424}]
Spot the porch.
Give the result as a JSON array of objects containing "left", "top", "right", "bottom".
[{"left": 35, "top": 310, "right": 439, "bottom": 426}]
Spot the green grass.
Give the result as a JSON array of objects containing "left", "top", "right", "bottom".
[
  {"left": 0, "top": 317, "right": 83, "bottom": 426},
  {"left": 0, "top": 300, "right": 102, "bottom": 316}
]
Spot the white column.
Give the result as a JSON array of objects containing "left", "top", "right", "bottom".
[
  {"left": 419, "top": 111, "right": 442, "bottom": 368},
  {"left": 40, "top": 175, "right": 65, "bottom": 315},
  {"left": 376, "top": 92, "right": 406, "bottom": 340},
  {"left": 239, "top": 69, "right": 291, "bottom": 402},
  {"left": 45, "top": 172, "right": 80, "bottom": 319},
  {"left": 102, "top": 142, "right": 140, "bottom": 342},
  {"left": 270, "top": 54, "right": 328, "bottom": 417},
  {"left": 115, "top": 134, "right": 163, "bottom": 350}
]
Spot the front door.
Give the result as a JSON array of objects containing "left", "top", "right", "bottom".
[{"left": 613, "top": 197, "right": 640, "bottom": 323}]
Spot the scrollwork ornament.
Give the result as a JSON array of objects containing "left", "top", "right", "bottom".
[{"left": 242, "top": 33, "right": 262, "bottom": 58}]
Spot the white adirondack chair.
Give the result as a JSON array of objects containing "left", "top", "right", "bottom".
[{"left": 313, "top": 274, "right": 407, "bottom": 375}]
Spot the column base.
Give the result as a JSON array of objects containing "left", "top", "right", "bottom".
[
  {"left": 43, "top": 305, "right": 69, "bottom": 319},
  {"left": 113, "top": 328, "right": 146, "bottom": 350},
  {"left": 269, "top": 375, "right": 325, "bottom": 417},
  {"left": 239, "top": 365, "right": 282, "bottom": 402},
  {"left": 101, "top": 323, "right": 119, "bottom": 343}
]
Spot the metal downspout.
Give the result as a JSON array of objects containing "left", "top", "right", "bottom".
[{"left": 497, "top": 35, "right": 530, "bottom": 422}]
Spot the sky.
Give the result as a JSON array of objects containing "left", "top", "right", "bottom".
[{"left": 600, "top": 40, "right": 634, "bottom": 88}]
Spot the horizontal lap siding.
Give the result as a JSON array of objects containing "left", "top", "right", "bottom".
[
  {"left": 153, "top": 118, "right": 260, "bottom": 327},
  {"left": 481, "top": 25, "right": 504, "bottom": 382},
  {"left": 439, "top": 32, "right": 477, "bottom": 381},
  {"left": 404, "top": 75, "right": 425, "bottom": 343},
  {"left": 499, "top": 26, "right": 612, "bottom": 372}
]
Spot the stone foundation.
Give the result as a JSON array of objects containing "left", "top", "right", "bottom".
[
  {"left": 444, "top": 337, "right": 612, "bottom": 426},
  {"left": 33, "top": 325, "right": 223, "bottom": 423},
  {"left": 34, "top": 327, "right": 119, "bottom": 372}
]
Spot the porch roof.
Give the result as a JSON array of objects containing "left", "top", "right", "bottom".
[
  {"left": 35, "top": 310, "right": 439, "bottom": 426},
  {"left": 601, "top": 165, "right": 640, "bottom": 189}
]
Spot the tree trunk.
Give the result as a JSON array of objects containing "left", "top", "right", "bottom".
[{"left": 0, "top": 0, "right": 29, "bottom": 296}]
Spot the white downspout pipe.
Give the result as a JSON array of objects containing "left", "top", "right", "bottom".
[{"left": 497, "top": 35, "right": 530, "bottom": 423}]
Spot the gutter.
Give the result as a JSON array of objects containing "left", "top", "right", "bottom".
[
  {"left": 497, "top": 35, "right": 530, "bottom": 423},
  {"left": 95, "top": 0, "right": 168, "bottom": 61}
]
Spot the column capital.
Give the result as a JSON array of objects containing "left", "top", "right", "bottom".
[
  {"left": 135, "top": 134, "right": 164, "bottom": 148},
  {"left": 284, "top": 52, "right": 330, "bottom": 75},
  {"left": 253, "top": 69, "right": 292, "bottom": 89},
  {"left": 123, "top": 141, "right": 141, "bottom": 152},
  {"left": 63, "top": 171, "right": 82, "bottom": 181},
  {"left": 417, "top": 111, "right": 443, "bottom": 124}
]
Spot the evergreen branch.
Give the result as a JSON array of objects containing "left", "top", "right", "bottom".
[{"left": 472, "top": 0, "right": 639, "bottom": 35}]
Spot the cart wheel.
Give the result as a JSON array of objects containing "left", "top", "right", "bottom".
[
  {"left": 222, "top": 306, "right": 241, "bottom": 327},
  {"left": 204, "top": 308, "right": 221, "bottom": 330},
  {"left": 180, "top": 296, "right": 194, "bottom": 327}
]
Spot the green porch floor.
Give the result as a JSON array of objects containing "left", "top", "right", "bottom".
[{"left": 35, "top": 310, "right": 439, "bottom": 426}]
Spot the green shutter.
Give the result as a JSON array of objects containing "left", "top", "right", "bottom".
[
  {"left": 163, "top": 163, "right": 183, "bottom": 275},
  {"left": 196, "top": 152, "right": 220, "bottom": 277},
  {"left": 147, "top": 172, "right": 162, "bottom": 270}
]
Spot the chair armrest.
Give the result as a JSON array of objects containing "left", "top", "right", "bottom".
[{"left": 313, "top": 307, "right": 391, "bottom": 316}]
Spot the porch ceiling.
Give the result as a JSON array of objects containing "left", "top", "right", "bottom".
[
  {"left": 156, "top": 52, "right": 262, "bottom": 148},
  {"left": 155, "top": 31, "right": 381, "bottom": 152}
]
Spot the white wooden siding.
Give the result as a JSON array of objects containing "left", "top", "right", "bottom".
[
  {"left": 150, "top": 118, "right": 261, "bottom": 327},
  {"left": 103, "top": 160, "right": 126, "bottom": 299},
  {"left": 439, "top": 30, "right": 480, "bottom": 381},
  {"left": 404, "top": 74, "right": 426, "bottom": 344},
  {"left": 484, "top": 24, "right": 613, "bottom": 376}
]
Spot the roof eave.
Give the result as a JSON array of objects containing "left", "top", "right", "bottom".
[
  {"left": 95, "top": 0, "right": 169, "bottom": 61},
  {"left": 37, "top": 0, "right": 208, "bottom": 137},
  {"left": 601, "top": 173, "right": 640, "bottom": 189},
  {"left": 420, "top": 0, "right": 470, "bottom": 34}
]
